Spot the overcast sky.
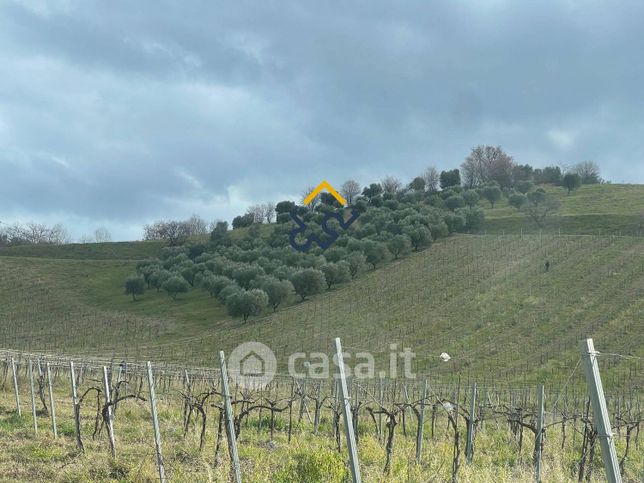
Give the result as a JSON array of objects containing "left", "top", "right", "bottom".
[{"left": 2, "top": 0, "right": 643, "bottom": 241}]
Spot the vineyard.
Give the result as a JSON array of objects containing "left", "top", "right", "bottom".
[
  {"left": 0, "top": 232, "right": 642, "bottom": 481},
  {"left": 0, "top": 234, "right": 642, "bottom": 388},
  {"left": 0, "top": 343, "right": 641, "bottom": 482}
]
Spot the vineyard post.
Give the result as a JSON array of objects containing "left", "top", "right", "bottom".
[
  {"left": 102, "top": 366, "right": 116, "bottom": 457},
  {"left": 218, "top": 350, "right": 242, "bottom": 483},
  {"left": 46, "top": 362, "right": 57, "bottom": 438},
  {"left": 11, "top": 357, "right": 21, "bottom": 416},
  {"left": 465, "top": 383, "right": 477, "bottom": 464},
  {"left": 334, "top": 337, "right": 362, "bottom": 483},
  {"left": 28, "top": 359, "right": 38, "bottom": 433},
  {"left": 70, "top": 361, "right": 83, "bottom": 452},
  {"left": 580, "top": 338, "right": 621, "bottom": 483},
  {"left": 146, "top": 362, "right": 166, "bottom": 483},
  {"left": 534, "top": 384, "right": 545, "bottom": 483},
  {"left": 416, "top": 379, "right": 428, "bottom": 464},
  {"left": 378, "top": 376, "right": 384, "bottom": 441}
]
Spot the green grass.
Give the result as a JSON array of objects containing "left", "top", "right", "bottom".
[
  {"left": 0, "top": 240, "right": 165, "bottom": 260},
  {"left": 0, "top": 369, "right": 641, "bottom": 482},
  {"left": 0, "top": 184, "right": 642, "bottom": 385},
  {"left": 1, "top": 234, "right": 642, "bottom": 390},
  {"left": 480, "top": 184, "right": 644, "bottom": 234}
]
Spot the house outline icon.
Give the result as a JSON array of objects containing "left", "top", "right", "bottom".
[{"left": 240, "top": 351, "right": 265, "bottom": 377}]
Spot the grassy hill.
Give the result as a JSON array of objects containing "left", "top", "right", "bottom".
[
  {"left": 0, "top": 183, "right": 642, "bottom": 389},
  {"left": 1, "top": 234, "right": 642, "bottom": 389},
  {"left": 481, "top": 183, "right": 644, "bottom": 235}
]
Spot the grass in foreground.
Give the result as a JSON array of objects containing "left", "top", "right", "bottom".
[{"left": 0, "top": 372, "right": 641, "bottom": 482}]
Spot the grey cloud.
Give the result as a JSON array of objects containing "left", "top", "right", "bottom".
[{"left": 1, "top": 0, "right": 644, "bottom": 239}]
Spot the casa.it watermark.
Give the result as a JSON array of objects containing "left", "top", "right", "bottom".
[{"left": 226, "top": 341, "right": 448, "bottom": 389}]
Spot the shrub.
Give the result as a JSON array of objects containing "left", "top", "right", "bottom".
[
  {"left": 462, "top": 190, "right": 480, "bottom": 208},
  {"left": 445, "top": 195, "right": 465, "bottom": 211}
]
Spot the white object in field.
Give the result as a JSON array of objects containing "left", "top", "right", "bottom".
[
  {"left": 440, "top": 352, "right": 451, "bottom": 362},
  {"left": 442, "top": 402, "right": 454, "bottom": 412}
]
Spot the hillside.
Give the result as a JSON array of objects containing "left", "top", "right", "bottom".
[
  {"left": 482, "top": 183, "right": 644, "bottom": 235},
  {"left": 1, "top": 234, "right": 642, "bottom": 389}
]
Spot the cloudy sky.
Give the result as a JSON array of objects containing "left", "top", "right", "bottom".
[{"left": 2, "top": 0, "right": 643, "bottom": 241}]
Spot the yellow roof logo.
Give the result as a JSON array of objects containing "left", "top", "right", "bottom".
[{"left": 303, "top": 180, "right": 346, "bottom": 206}]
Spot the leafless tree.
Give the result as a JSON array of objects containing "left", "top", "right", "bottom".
[
  {"left": 461, "top": 145, "right": 514, "bottom": 188},
  {"left": 340, "top": 180, "right": 361, "bottom": 204},
  {"left": 185, "top": 214, "right": 209, "bottom": 235},
  {"left": 1, "top": 222, "right": 70, "bottom": 245},
  {"left": 381, "top": 176, "right": 403, "bottom": 195},
  {"left": 422, "top": 167, "right": 440, "bottom": 192},
  {"left": 94, "top": 227, "right": 112, "bottom": 243},
  {"left": 301, "top": 186, "right": 320, "bottom": 210},
  {"left": 246, "top": 205, "right": 265, "bottom": 223},
  {"left": 143, "top": 220, "right": 191, "bottom": 246},
  {"left": 263, "top": 202, "right": 276, "bottom": 223},
  {"left": 572, "top": 161, "right": 602, "bottom": 184}
]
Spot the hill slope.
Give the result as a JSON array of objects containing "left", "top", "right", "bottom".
[
  {"left": 1, "top": 234, "right": 642, "bottom": 388},
  {"left": 482, "top": 183, "right": 644, "bottom": 234}
]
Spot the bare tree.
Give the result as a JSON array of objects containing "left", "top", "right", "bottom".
[
  {"left": 461, "top": 145, "right": 514, "bottom": 188},
  {"left": 340, "top": 180, "right": 361, "bottom": 204},
  {"left": 301, "top": 186, "right": 320, "bottom": 210},
  {"left": 572, "top": 161, "right": 602, "bottom": 184},
  {"left": 381, "top": 176, "right": 403, "bottom": 195},
  {"left": 143, "top": 220, "right": 191, "bottom": 246},
  {"left": 246, "top": 205, "right": 265, "bottom": 223},
  {"left": 94, "top": 227, "right": 112, "bottom": 243},
  {"left": 422, "top": 167, "right": 440, "bottom": 192},
  {"left": 2, "top": 222, "right": 70, "bottom": 245},
  {"left": 185, "top": 214, "right": 209, "bottom": 235},
  {"left": 263, "top": 202, "right": 276, "bottom": 223}
]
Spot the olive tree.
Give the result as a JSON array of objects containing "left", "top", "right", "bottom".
[
  {"left": 462, "top": 190, "right": 480, "bottom": 208},
  {"left": 509, "top": 193, "right": 527, "bottom": 211},
  {"left": 125, "top": 275, "right": 145, "bottom": 301},
  {"left": 320, "top": 262, "right": 351, "bottom": 289},
  {"left": 260, "top": 277, "right": 293, "bottom": 311},
  {"left": 346, "top": 252, "right": 367, "bottom": 279},
  {"left": 226, "top": 289, "right": 268, "bottom": 322},
  {"left": 481, "top": 184, "right": 502, "bottom": 208},
  {"left": 363, "top": 240, "right": 391, "bottom": 269},
  {"left": 445, "top": 195, "right": 465, "bottom": 211},
  {"left": 402, "top": 226, "right": 432, "bottom": 251},
  {"left": 525, "top": 191, "right": 560, "bottom": 228},
  {"left": 290, "top": 268, "right": 326, "bottom": 301},
  {"left": 162, "top": 276, "right": 190, "bottom": 300},
  {"left": 387, "top": 235, "right": 412, "bottom": 259},
  {"left": 562, "top": 172, "right": 582, "bottom": 194},
  {"left": 149, "top": 269, "right": 171, "bottom": 292}
]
